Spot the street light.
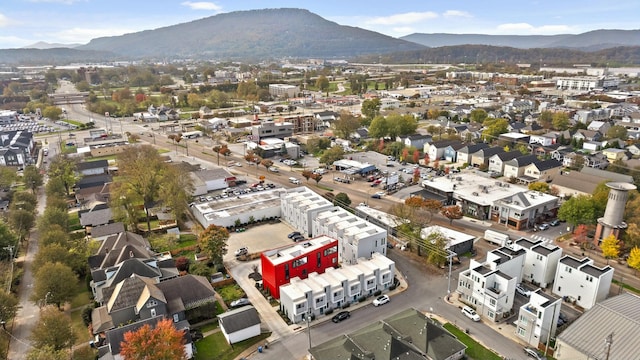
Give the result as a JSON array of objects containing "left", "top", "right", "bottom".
[
  {"left": 306, "top": 308, "right": 312, "bottom": 350},
  {"left": 446, "top": 249, "right": 455, "bottom": 300}
]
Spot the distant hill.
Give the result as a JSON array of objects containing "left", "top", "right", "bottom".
[
  {"left": 77, "top": 8, "right": 426, "bottom": 60},
  {"left": 356, "top": 44, "right": 640, "bottom": 66},
  {"left": 401, "top": 29, "right": 640, "bottom": 51},
  {"left": 23, "top": 41, "right": 82, "bottom": 49},
  {"left": 0, "top": 48, "right": 118, "bottom": 66}
]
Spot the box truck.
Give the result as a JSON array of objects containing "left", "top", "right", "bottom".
[{"left": 484, "top": 229, "right": 512, "bottom": 246}]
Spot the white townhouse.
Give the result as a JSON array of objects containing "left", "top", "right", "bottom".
[
  {"left": 514, "top": 238, "right": 563, "bottom": 288},
  {"left": 457, "top": 247, "right": 526, "bottom": 321},
  {"left": 552, "top": 255, "right": 614, "bottom": 309},
  {"left": 279, "top": 253, "right": 395, "bottom": 323},
  {"left": 281, "top": 187, "right": 334, "bottom": 236},
  {"left": 488, "top": 150, "right": 522, "bottom": 175},
  {"left": 516, "top": 289, "right": 562, "bottom": 347}
]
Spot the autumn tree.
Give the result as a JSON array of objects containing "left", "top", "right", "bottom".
[
  {"left": 22, "top": 165, "right": 43, "bottom": 193},
  {"left": 412, "top": 150, "right": 420, "bottom": 164},
  {"left": 412, "top": 168, "right": 421, "bottom": 184},
  {"left": 198, "top": 225, "right": 229, "bottom": 269},
  {"left": 301, "top": 170, "right": 312, "bottom": 182},
  {"left": 260, "top": 159, "right": 274, "bottom": 170},
  {"left": 310, "top": 173, "right": 323, "bottom": 184},
  {"left": 31, "top": 262, "right": 77, "bottom": 308},
  {"left": 244, "top": 149, "right": 260, "bottom": 164},
  {"left": 30, "top": 306, "right": 76, "bottom": 351},
  {"left": 319, "top": 146, "right": 344, "bottom": 166},
  {"left": 627, "top": 247, "right": 640, "bottom": 274},
  {"left": 120, "top": 318, "right": 186, "bottom": 360},
  {"left": 26, "top": 345, "right": 69, "bottom": 360},
  {"left": 538, "top": 110, "right": 553, "bottom": 129},
  {"left": 159, "top": 164, "right": 194, "bottom": 223},
  {"left": 334, "top": 192, "right": 351, "bottom": 209},
  {"left": 333, "top": 111, "right": 360, "bottom": 139},
  {"left": 601, "top": 234, "right": 620, "bottom": 261},
  {"left": 0, "top": 290, "right": 19, "bottom": 325},
  {"left": 528, "top": 182, "right": 550, "bottom": 193},
  {"left": 558, "top": 194, "right": 597, "bottom": 227},
  {"left": 441, "top": 205, "right": 463, "bottom": 225},
  {"left": 424, "top": 230, "right": 448, "bottom": 267},
  {"left": 423, "top": 154, "right": 430, "bottom": 166},
  {"left": 573, "top": 225, "right": 589, "bottom": 249}
]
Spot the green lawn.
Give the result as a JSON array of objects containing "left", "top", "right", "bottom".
[
  {"left": 216, "top": 284, "right": 245, "bottom": 303},
  {"left": 443, "top": 323, "right": 503, "bottom": 360},
  {"left": 70, "top": 307, "right": 91, "bottom": 345},
  {"left": 68, "top": 212, "right": 82, "bottom": 231},
  {"left": 70, "top": 280, "right": 92, "bottom": 309},
  {"left": 194, "top": 332, "right": 270, "bottom": 360}
]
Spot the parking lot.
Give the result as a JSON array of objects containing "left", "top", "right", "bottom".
[{"left": 224, "top": 221, "right": 298, "bottom": 262}]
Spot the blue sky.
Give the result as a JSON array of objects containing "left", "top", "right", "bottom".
[{"left": 1, "top": 0, "right": 639, "bottom": 49}]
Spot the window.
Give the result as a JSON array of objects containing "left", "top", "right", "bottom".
[
  {"left": 586, "top": 275, "right": 593, "bottom": 282},
  {"left": 565, "top": 266, "right": 572, "bottom": 273},
  {"left": 173, "top": 314, "right": 179, "bottom": 323},
  {"left": 518, "top": 327, "right": 526, "bottom": 337},
  {"left": 147, "top": 299, "right": 157, "bottom": 308},
  {"left": 323, "top": 246, "right": 337, "bottom": 256},
  {"left": 285, "top": 264, "right": 290, "bottom": 280},
  {"left": 489, "top": 298, "right": 496, "bottom": 306},
  {"left": 150, "top": 308, "right": 156, "bottom": 317},
  {"left": 519, "top": 315, "right": 528, "bottom": 325}
]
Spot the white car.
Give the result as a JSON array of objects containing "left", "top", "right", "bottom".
[
  {"left": 461, "top": 306, "right": 480, "bottom": 321},
  {"left": 373, "top": 295, "right": 390, "bottom": 307},
  {"left": 516, "top": 283, "right": 532, "bottom": 297},
  {"left": 375, "top": 191, "right": 386, "bottom": 197},
  {"left": 234, "top": 247, "right": 248, "bottom": 257},
  {"left": 268, "top": 166, "right": 279, "bottom": 172}
]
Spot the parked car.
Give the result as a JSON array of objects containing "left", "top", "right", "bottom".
[
  {"left": 371, "top": 194, "right": 381, "bottom": 199},
  {"left": 292, "top": 235, "right": 305, "bottom": 242},
  {"left": 461, "top": 306, "right": 480, "bottom": 321},
  {"left": 234, "top": 247, "right": 249, "bottom": 257},
  {"left": 230, "top": 298, "right": 251, "bottom": 308},
  {"left": 268, "top": 166, "right": 279, "bottom": 173},
  {"left": 332, "top": 311, "right": 351, "bottom": 323},
  {"left": 373, "top": 295, "right": 390, "bottom": 307},
  {"left": 524, "top": 347, "right": 546, "bottom": 360},
  {"left": 288, "top": 231, "right": 301, "bottom": 239},
  {"left": 537, "top": 223, "right": 550, "bottom": 231},
  {"left": 516, "top": 283, "right": 531, "bottom": 297},
  {"left": 549, "top": 219, "right": 561, "bottom": 226}
]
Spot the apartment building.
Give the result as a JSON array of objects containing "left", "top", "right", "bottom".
[
  {"left": 552, "top": 255, "right": 614, "bottom": 309},
  {"left": 260, "top": 236, "right": 339, "bottom": 299},
  {"left": 514, "top": 238, "right": 563, "bottom": 288},
  {"left": 516, "top": 289, "right": 562, "bottom": 347},
  {"left": 491, "top": 190, "right": 559, "bottom": 230},
  {"left": 279, "top": 253, "right": 395, "bottom": 323},
  {"left": 280, "top": 187, "right": 334, "bottom": 236},
  {"left": 457, "top": 247, "right": 526, "bottom": 321}
]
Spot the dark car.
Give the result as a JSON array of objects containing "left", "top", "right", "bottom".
[
  {"left": 549, "top": 219, "right": 561, "bottom": 226},
  {"left": 292, "top": 235, "right": 305, "bottom": 242},
  {"left": 332, "top": 311, "right": 350, "bottom": 323},
  {"left": 288, "top": 231, "right": 301, "bottom": 239},
  {"left": 371, "top": 194, "right": 381, "bottom": 199}
]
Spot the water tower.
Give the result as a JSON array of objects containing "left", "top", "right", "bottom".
[{"left": 594, "top": 182, "right": 637, "bottom": 243}]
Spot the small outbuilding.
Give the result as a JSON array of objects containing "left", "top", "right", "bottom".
[{"left": 217, "top": 305, "right": 261, "bottom": 345}]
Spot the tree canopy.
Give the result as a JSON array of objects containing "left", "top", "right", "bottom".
[
  {"left": 30, "top": 306, "right": 76, "bottom": 351},
  {"left": 120, "top": 318, "right": 186, "bottom": 360},
  {"left": 332, "top": 111, "right": 360, "bottom": 139},
  {"left": 198, "top": 225, "right": 229, "bottom": 269},
  {"left": 558, "top": 194, "right": 598, "bottom": 227},
  {"left": 319, "top": 146, "right": 344, "bottom": 165},
  {"left": 601, "top": 234, "right": 620, "bottom": 260},
  {"left": 31, "top": 262, "right": 77, "bottom": 308}
]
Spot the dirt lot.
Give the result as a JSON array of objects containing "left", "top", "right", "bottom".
[{"left": 224, "top": 221, "right": 298, "bottom": 261}]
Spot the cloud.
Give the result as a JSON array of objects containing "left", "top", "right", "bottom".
[
  {"left": 443, "top": 10, "right": 472, "bottom": 18},
  {"left": 0, "top": 13, "right": 14, "bottom": 27},
  {"left": 181, "top": 1, "right": 222, "bottom": 11},
  {"left": 366, "top": 11, "right": 438, "bottom": 26},
  {"left": 27, "top": 0, "right": 83, "bottom": 4},
  {"left": 497, "top": 22, "right": 572, "bottom": 34}
]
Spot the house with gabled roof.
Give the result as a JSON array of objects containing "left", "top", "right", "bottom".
[
  {"left": 79, "top": 203, "right": 113, "bottom": 229},
  {"left": 309, "top": 308, "right": 466, "bottom": 360},
  {"left": 470, "top": 146, "right": 505, "bottom": 168},
  {"left": 552, "top": 255, "right": 613, "bottom": 310},
  {"left": 455, "top": 143, "right": 489, "bottom": 166},
  {"left": 519, "top": 159, "right": 562, "bottom": 184},
  {"left": 488, "top": 150, "right": 524, "bottom": 175},
  {"left": 76, "top": 159, "right": 109, "bottom": 176},
  {"left": 503, "top": 154, "right": 539, "bottom": 179},
  {"left": 217, "top": 306, "right": 261, "bottom": 345}
]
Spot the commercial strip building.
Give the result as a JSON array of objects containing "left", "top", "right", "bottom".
[{"left": 279, "top": 252, "right": 395, "bottom": 324}]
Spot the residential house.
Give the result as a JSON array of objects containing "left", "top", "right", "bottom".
[
  {"left": 0, "top": 130, "right": 34, "bottom": 166},
  {"left": 309, "top": 308, "right": 466, "bottom": 360},
  {"left": 584, "top": 152, "right": 609, "bottom": 169},
  {"left": 514, "top": 238, "right": 563, "bottom": 288},
  {"left": 424, "top": 140, "right": 464, "bottom": 162},
  {"left": 420, "top": 225, "right": 475, "bottom": 256},
  {"left": 443, "top": 141, "right": 466, "bottom": 163},
  {"left": 455, "top": 143, "right": 489, "bottom": 167},
  {"left": 488, "top": 150, "right": 526, "bottom": 175},
  {"left": 89, "top": 222, "right": 126, "bottom": 241},
  {"left": 574, "top": 108, "right": 610, "bottom": 124},
  {"left": 470, "top": 146, "right": 505, "bottom": 168},
  {"left": 314, "top": 111, "right": 339, "bottom": 130},
  {"left": 602, "top": 148, "right": 628, "bottom": 162},
  {"left": 217, "top": 306, "right": 261, "bottom": 345},
  {"left": 491, "top": 190, "right": 559, "bottom": 230},
  {"left": 457, "top": 247, "right": 526, "bottom": 321},
  {"left": 586, "top": 120, "right": 611, "bottom": 134},
  {"left": 79, "top": 203, "right": 113, "bottom": 229},
  {"left": 555, "top": 293, "right": 640, "bottom": 360},
  {"left": 397, "top": 134, "right": 431, "bottom": 149},
  {"left": 573, "top": 129, "right": 602, "bottom": 142},
  {"left": 529, "top": 133, "right": 556, "bottom": 146},
  {"left": 520, "top": 159, "right": 562, "bottom": 184},
  {"left": 552, "top": 255, "right": 614, "bottom": 310},
  {"left": 503, "top": 154, "right": 539, "bottom": 179},
  {"left": 550, "top": 146, "right": 574, "bottom": 163},
  {"left": 530, "top": 142, "right": 562, "bottom": 157},
  {"left": 76, "top": 159, "right": 109, "bottom": 176},
  {"left": 515, "top": 289, "right": 562, "bottom": 348}
]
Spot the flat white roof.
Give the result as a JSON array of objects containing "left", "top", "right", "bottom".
[
  {"left": 420, "top": 225, "right": 475, "bottom": 248},
  {"left": 355, "top": 205, "right": 407, "bottom": 227},
  {"left": 263, "top": 235, "right": 338, "bottom": 266},
  {"left": 424, "top": 173, "right": 525, "bottom": 206}
]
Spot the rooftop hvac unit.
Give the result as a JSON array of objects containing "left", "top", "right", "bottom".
[{"left": 472, "top": 192, "right": 479, "bottom": 196}]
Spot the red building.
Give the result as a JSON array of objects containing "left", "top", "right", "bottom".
[{"left": 261, "top": 236, "right": 339, "bottom": 299}]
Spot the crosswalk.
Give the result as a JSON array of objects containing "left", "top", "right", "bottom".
[{"left": 530, "top": 234, "right": 553, "bottom": 244}]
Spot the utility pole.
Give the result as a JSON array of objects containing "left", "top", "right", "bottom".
[
  {"left": 306, "top": 309, "right": 312, "bottom": 350},
  {"left": 604, "top": 332, "right": 613, "bottom": 360}
]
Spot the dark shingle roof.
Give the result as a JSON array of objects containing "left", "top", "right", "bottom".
[
  {"left": 218, "top": 306, "right": 261, "bottom": 334},
  {"left": 156, "top": 275, "right": 216, "bottom": 310}
]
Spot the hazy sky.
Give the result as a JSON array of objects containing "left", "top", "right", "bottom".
[{"left": 1, "top": 0, "right": 638, "bottom": 49}]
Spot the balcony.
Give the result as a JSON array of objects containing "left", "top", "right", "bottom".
[{"left": 486, "top": 287, "right": 501, "bottom": 296}]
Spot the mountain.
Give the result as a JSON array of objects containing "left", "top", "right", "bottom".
[
  {"left": 77, "top": 8, "right": 425, "bottom": 60},
  {"left": 400, "top": 29, "right": 640, "bottom": 51},
  {"left": 22, "top": 41, "right": 82, "bottom": 49},
  {"left": 0, "top": 48, "right": 118, "bottom": 66}
]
